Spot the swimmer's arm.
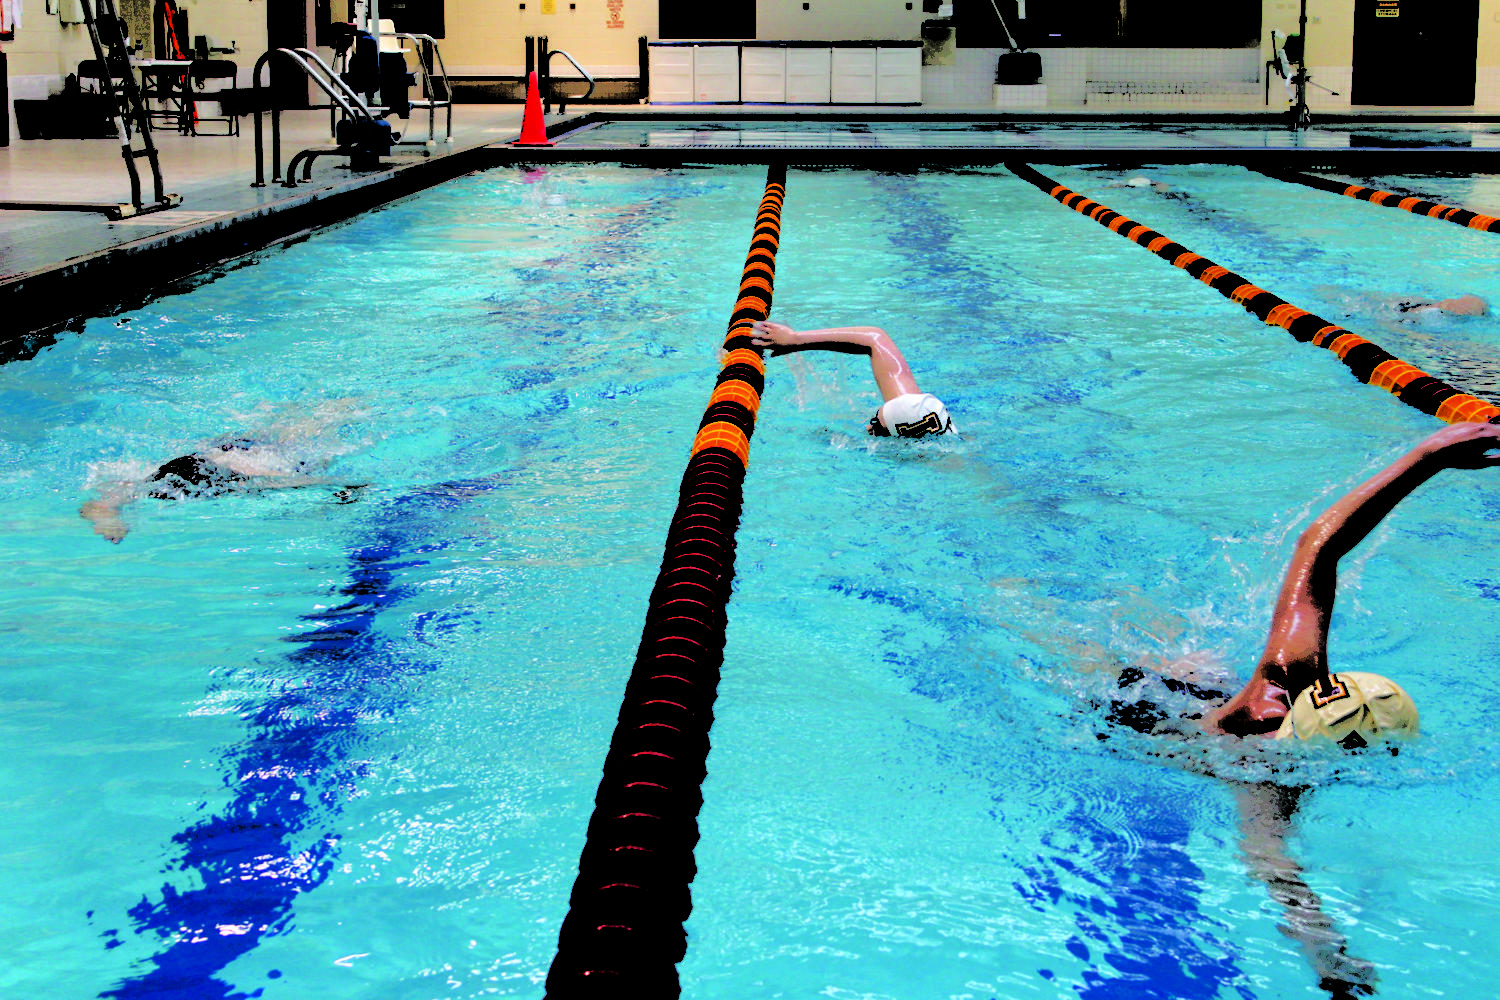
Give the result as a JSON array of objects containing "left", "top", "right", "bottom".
[
  {"left": 245, "top": 475, "right": 362, "bottom": 492},
  {"left": 1209, "top": 422, "right": 1500, "bottom": 735},
  {"left": 1232, "top": 783, "right": 1378, "bottom": 995},
  {"left": 80, "top": 493, "right": 131, "bottom": 543},
  {"left": 750, "top": 320, "right": 920, "bottom": 401}
]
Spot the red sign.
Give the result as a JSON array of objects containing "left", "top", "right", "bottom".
[{"left": 606, "top": 0, "right": 624, "bottom": 29}]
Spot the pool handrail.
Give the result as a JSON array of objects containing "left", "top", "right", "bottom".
[
  {"left": 543, "top": 48, "right": 595, "bottom": 115},
  {"left": 374, "top": 31, "right": 455, "bottom": 145},
  {"left": 252, "top": 46, "right": 381, "bottom": 188}
]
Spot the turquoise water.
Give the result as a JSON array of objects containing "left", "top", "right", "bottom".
[{"left": 4, "top": 162, "right": 1500, "bottom": 999}]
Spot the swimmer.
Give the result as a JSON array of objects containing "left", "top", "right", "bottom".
[
  {"left": 1104, "top": 175, "right": 1173, "bottom": 194},
  {"left": 80, "top": 408, "right": 365, "bottom": 543},
  {"left": 1195, "top": 421, "right": 1500, "bottom": 745},
  {"left": 1098, "top": 424, "right": 1500, "bottom": 997},
  {"left": 1394, "top": 292, "right": 1489, "bottom": 318},
  {"left": 749, "top": 320, "right": 956, "bottom": 439}
]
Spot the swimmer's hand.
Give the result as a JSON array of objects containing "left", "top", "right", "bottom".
[
  {"left": 750, "top": 320, "right": 802, "bottom": 350},
  {"left": 80, "top": 500, "right": 128, "bottom": 543},
  {"left": 1417, "top": 420, "right": 1500, "bottom": 470}
]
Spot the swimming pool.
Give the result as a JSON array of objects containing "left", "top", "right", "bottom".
[{"left": 4, "top": 159, "right": 1500, "bottom": 999}]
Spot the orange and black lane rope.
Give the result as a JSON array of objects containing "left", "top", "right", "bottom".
[
  {"left": 1260, "top": 168, "right": 1500, "bottom": 234},
  {"left": 545, "top": 164, "right": 786, "bottom": 998},
  {"left": 1006, "top": 162, "right": 1500, "bottom": 425}
]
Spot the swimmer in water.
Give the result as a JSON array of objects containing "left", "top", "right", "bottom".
[
  {"left": 1112, "top": 421, "right": 1500, "bottom": 747},
  {"left": 81, "top": 414, "right": 364, "bottom": 543},
  {"left": 1098, "top": 422, "right": 1500, "bottom": 997},
  {"left": 750, "top": 320, "right": 956, "bottom": 439},
  {"left": 1104, "top": 174, "right": 1173, "bottom": 194},
  {"left": 1394, "top": 292, "right": 1489, "bottom": 318}
]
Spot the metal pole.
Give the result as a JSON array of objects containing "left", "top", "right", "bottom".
[{"left": 1292, "top": 0, "right": 1310, "bottom": 129}]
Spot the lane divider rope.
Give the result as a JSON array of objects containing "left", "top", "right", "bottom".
[
  {"left": 1005, "top": 161, "right": 1500, "bottom": 424},
  {"left": 545, "top": 163, "right": 787, "bottom": 998},
  {"left": 1259, "top": 168, "right": 1500, "bottom": 234}
]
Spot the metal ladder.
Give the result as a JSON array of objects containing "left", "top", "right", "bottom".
[
  {"left": 83, "top": 0, "right": 181, "bottom": 216},
  {"left": 0, "top": 0, "right": 180, "bottom": 219}
]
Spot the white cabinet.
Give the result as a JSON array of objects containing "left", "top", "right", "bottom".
[
  {"left": 692, "top": 45, "right": 740, "bottom": 102},
  {"left": 786, "top": 47, "right": 832, "bottom": 104},
  {"left": 649, "top": 42, "right": 918, "bottom": 105},
  {"left": 876, "top": 46, "right": 922, "bottom": 104},
  {"left": 648, "top": 45, "right": 695, "bottom": 103},
  {"left": 740, "top": 47, "right": 787, "bottom": 103},
  {"left": 647, "top": 45, "right": 739, "bottom": 103},
  {"left": 831, "top": 47, "right": 878, "bottom": 104}
]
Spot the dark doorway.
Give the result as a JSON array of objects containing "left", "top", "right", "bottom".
[
  {"left": 1352, "top": 0, "right": 1478, "bottom": 105},
  {"left": 658, "top": 0, "right": 753, "bottom": 40},
  {"left": 266, "top": 0, "right": 312, "bottom": 109}
]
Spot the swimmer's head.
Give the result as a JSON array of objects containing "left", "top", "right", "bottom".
[
  {"left": 1126, "top": 176, "right": 1153, "bottom": 187},
  {"left": 1274, "top": 672, "right": 1419, "bottom": 748},
  {"left": 869, "top": 392, "right": 955, "bottom": 439}
]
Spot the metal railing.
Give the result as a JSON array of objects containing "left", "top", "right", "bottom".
[
  {"left": 543, "top": 48, "right": 595, "bottom": 114},
  {"left": 376, "top": 31, "right": 454, "bottom": 144},
  {"left": 252, "top": 47, "right": 382, "bottom": 188}
]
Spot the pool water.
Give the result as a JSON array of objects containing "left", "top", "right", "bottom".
[{"left": 4, "top": 161, "right": 1500, "bottom": 1000}]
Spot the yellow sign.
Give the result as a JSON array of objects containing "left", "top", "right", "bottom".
[
  {"left": 541, "top": 0, "right": 555, "bottom": 13},
  {"left": 1375, "top": 0, "right": 1398, "bottom": 15}
]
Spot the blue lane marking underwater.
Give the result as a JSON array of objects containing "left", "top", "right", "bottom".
[
  {"left": 95, "top": 165, "right": 716, "bottom": 999},
  {"left": 855, "top": 171, "right": 1249, "bottom": 998},
  {"left": 1016, "top": 789, "right": 1251, "bottom": 1000},
  {"left": 831, "top": 573, "right": 1250, "bottom": 999},
  {"left": 99, "top": 481, "right": 497, "bottom": 1000}
]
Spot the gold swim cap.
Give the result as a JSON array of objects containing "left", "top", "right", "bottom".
[{"left": 1274, "top": 672, "right": 1419, "bottom": 747}]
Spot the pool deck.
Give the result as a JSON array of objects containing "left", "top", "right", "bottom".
[{"left": 3, "top": 99, "right": 1500, "bottom": 356}]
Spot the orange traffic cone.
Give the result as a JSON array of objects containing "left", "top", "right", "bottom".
[{"left": 513, "top": 71, "right": 554, "bottom": 147}]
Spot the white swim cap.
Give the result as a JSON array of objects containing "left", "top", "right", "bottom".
[
  {"left": 1126, "top": 176, "right": 1153, "bottom": 187},
  {"left": 873, "top": 393, "right": 955, "bottom": 439},
  {"left": 1274, "top": 672, "right": 1419, "bottom": 747}
]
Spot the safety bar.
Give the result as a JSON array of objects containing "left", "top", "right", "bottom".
[
  {"left": 374, "top": 31, "right": 455, "bottom": 143},
  {"left": 252, "top": 47, "right": 379, "bottom": 188},
  {"left": 543, "top": 48, "right": 595, "bottom": 114}
]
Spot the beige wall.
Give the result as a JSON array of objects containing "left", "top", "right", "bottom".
[
  {"left": 440, "top": 0, "right": 928, "bottom": 74},
  {"left": 174, "top": 0, "right": 267, "bottom": 59},
  {"left": 755, "top": 0, "right": 927, "bottom": 41},
  {"left": 1262, "top": 0, "right": 1500, "bottom": 67},
  {"left": 6, "top": 10, "right": 101, "bottom": 78},
  {"left": 442, "top": 0, "right": 657, "bottom": 74},
  {"left": 4, "top": 0, "right": 267, "bottom": 82}
]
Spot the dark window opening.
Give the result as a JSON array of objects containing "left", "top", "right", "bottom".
[
  {"left": 658, "top": 0, "right": 755, "bottom": 40},
  {"left": 953, "top": 0, "right": 1259, "bottom": 48}
]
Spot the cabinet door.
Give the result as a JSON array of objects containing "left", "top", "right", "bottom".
[
  {"left": 786, "top": 47, "right": 831, "bottom": 103},
  {"left": 876, "top": 47, "right": 921, "bottom": 104},
  {"left": 831, "top": 47, "right": 877, "bottom": 104},
  {"left": 741, "top": 47, "right": 787, "bottom": 103},
  {"left": 649, "top": 46, "right": 695, "bottom": 103},
  {"left": 693, "top": 46, "right": 741, "bottom": 102}
]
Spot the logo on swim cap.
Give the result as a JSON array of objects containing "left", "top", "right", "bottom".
[
  {"left": 1274, "top": 672, "right": 1419, "bottom": 748},
  {"left": 872, "top": 393, "right": 954, "bottom": 439}
]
